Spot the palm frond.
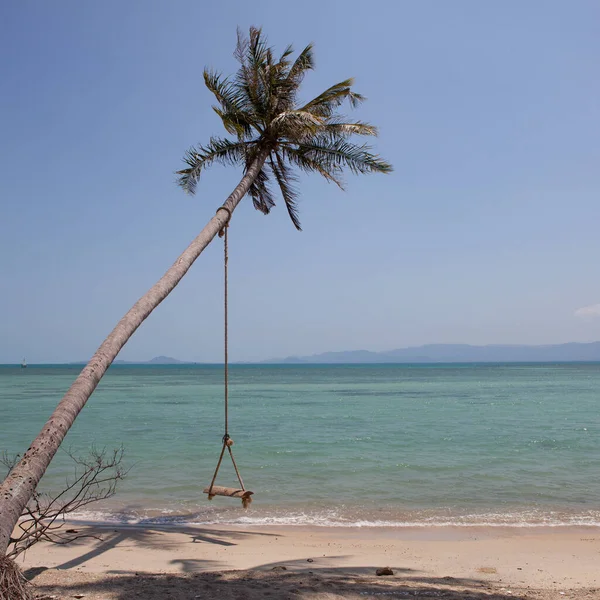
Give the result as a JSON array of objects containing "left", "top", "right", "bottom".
[
  {"left": 204, "top": 70, "right": 255, "bottom": 138},
  {"left": 176, "top": 137, "right": 246, "bottom": 194},
  {"left": 270, "top": 152, "right": 302, "bottom": 230},
  {"left": 248, "top": 167, "right": 275, "bottom": 214},
  {"left": 280, "top": 44, "right": 314, "bottom": 109},
  {"left": 300, "top": 79, "right": 365, "bottom": 118},
  {"left": 246, "top": 27, "right": 272, "bottom": 118},
  {"left": 272, "top": 110, "right": 324, "bottom": 137},
  {"left": 211, "top": 106, "right": 251, "bottom": 138},
  {"left": 203, "top": 70, "right": 237, "bottom": 110},
  {"left": 233, "top": 27, "right": 266, "bottom": 120},
  {"left": 234, "top": 27, "right": 249, "bottom": 64},
  {"left": 294, "top": 139, "right": 393, "bottom": 176},
  {"left": 262, "top": 44, "right": 311, "bottom": 117},
  {"left": 287, "top": 44, "right": 315, "bottom": 84},
  {"left": 320, "top": 119, "right": 378, "bottom": 140},
  {"left": 279, "top": 44, "right": 294, "bottom": 65},
  {"left": 283, "top": 147, "right": 345, "bottom": 189},
  {"left": 247, "top": 26, "right": 269, "bottom": 68}
]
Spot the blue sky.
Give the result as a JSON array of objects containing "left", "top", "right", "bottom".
[{"left": 1, "top": 1, "right": 599, "bottom": 363}]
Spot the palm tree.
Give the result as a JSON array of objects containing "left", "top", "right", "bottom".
[{"left": 0, "top": 27, "right": 392, "bottom": 557}]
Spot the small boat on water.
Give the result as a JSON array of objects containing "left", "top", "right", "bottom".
[{"left": 21, "top": 358, "right": 27, "bottom": 369}]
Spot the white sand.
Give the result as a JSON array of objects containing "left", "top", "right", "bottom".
[{"left": 19, "top": 524, "right": 600, "bottom": 599}]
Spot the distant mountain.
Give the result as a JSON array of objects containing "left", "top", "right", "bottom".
[
  {"left": 145, "top": 356, "right": 187, "bottom": 364},
  {"left": 263, "top": 342, "right": 600, "bottom": 364}
]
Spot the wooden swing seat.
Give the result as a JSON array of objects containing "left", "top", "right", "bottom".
[
  {"left": 204, "top": 485, "right": 254, "bottom": 508},
  {"left": 203, "top": 485, "right": 254, "bottom": 500}
]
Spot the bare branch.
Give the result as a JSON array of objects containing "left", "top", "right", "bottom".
[{"left": 2, "top": 446, "right": 127, "bottom": 559}]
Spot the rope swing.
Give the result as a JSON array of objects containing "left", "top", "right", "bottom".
[{"left": 203, "top": 208, "right": 254, "bottom": 508}]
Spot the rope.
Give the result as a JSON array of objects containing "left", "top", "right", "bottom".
[
  {"left": 207, "top": 208, "right": 246, "bottom": 497},
  {"left": 207, "top": 443, "right": 227, "bottom": 495},
  {"left": 224, "top": 221, "right": 229, "bottom": 438}
]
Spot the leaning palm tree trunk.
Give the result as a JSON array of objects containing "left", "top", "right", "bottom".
[{"left": 0, "top": 153, "right": 267, "bottom": 555}]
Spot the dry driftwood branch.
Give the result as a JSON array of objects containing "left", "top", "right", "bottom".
[{"left": 1, "top": 446, "right": 127, "bottom": 559}]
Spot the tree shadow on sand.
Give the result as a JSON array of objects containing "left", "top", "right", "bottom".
[
  {"left": 21, "top": 517, "right": 277, "bottom": 576},
  {"left": 30, "top": 562, "right": 542, "bottom": 600},
  {"left": 23, "top": 522, "right": 583, "bottom": 599}
]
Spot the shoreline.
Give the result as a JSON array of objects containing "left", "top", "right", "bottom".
[
  {"left": 62, "top": 505, "right": 600, "bottom": 529},
  {"left": 20, "top": 522, "right": 600, "bottom": 598}
]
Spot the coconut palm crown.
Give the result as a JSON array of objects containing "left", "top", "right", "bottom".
[{"left": 177, "top": 27, "right": 392, "bottom": 230}]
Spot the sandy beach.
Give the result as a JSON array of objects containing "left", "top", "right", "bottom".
[{"left": 16, "top": 523, "right": 600, "bottom": 599}]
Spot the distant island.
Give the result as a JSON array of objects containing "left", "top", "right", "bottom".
[
  {"left": 62, "top": 343, "right": 600, "bottom": 365},
  {"left": 261, "top": 342, "right": 600, "bottom": 364},
  {"left": 116, "top": 355, "right": 189, "bottom": 365}
]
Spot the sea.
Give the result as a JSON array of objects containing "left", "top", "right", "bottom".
[{"left": 1, "top": 363, "right": 599, "bottom": 528}]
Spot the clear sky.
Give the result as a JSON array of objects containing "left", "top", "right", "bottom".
[{"left": 1, "top": 1, "right": 599, "bottom": 363}]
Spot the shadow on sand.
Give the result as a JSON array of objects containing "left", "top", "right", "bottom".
[
  {"left": 23, "top": 518, "right": 277, "bottom": 577},
  {"left": 23, "top": 522, "right": 565, "bottom": 599},
  {"left": 30, "top": 566, "right": 538, "bottom": 600}
]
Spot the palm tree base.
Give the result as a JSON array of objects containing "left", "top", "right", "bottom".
[{"left": 0, "top": 555, "right": 34, "bottom": 600}]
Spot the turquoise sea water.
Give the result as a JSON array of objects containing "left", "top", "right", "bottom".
[{"left": 1, "top": 363, "right": 599, "bottom": 527}]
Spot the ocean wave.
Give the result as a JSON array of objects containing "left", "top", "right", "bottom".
[{"left": 66, "top": 507, "right": 600, "bottom": 529}]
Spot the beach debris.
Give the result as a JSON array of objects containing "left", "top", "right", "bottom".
[
  {"left": 376, "top": 567, "right": 394, "bottom": 576},
  {"left": 307, "top": 558, "right": 314, "bottom": 563},
  {"left": 65, "top": 529, "right": 79, "bottom": 534},
  {"left": 72, "top": 595, "right": 86, "bottom": 599},
  {"left": 271, "top": 565, "right": 287, "bottom": 571}
]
